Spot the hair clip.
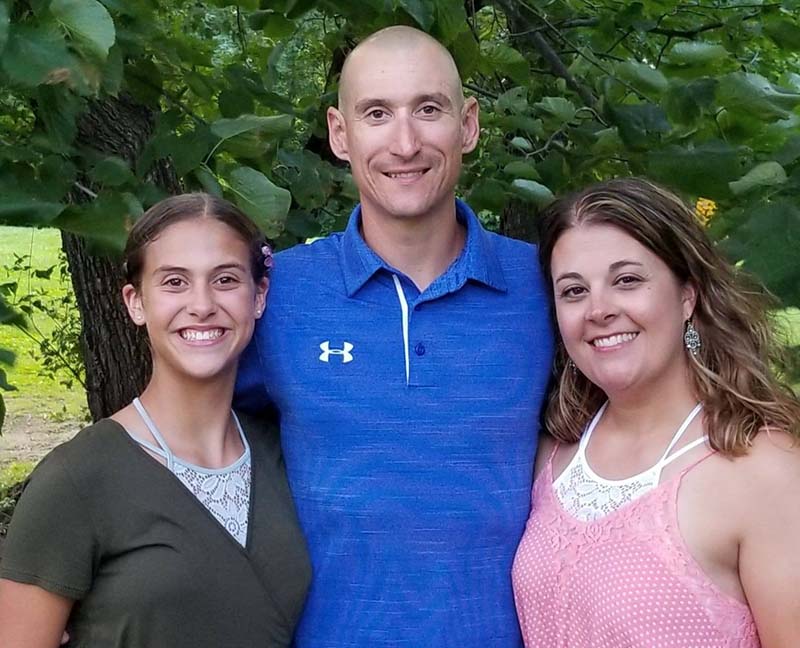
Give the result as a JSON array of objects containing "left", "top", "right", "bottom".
[{"left": 261, "top": 244, "right": 274, "bottom": 271}]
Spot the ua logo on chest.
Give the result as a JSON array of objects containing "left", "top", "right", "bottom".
[{"left": 319, "top": 341, "right": 354, "bottom": 363}]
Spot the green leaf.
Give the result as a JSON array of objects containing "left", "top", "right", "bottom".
[
  {"left": 496, "top": 87, "right": 528, "bottom": 115},
  {"left": 52, "top": 195, "right": 130, "bottom": 252},
  {"left": 0, "top": 195, "right": 65, "bottom": 226},
  {"left": 775, "top": 136, "right": 800, "bottom": 166},
  {"left": 435, "top": 0, "right": 468, "bottom": 45},
  {"left": 50, "top": 0, "right": 115, "bottom": 61},
  {"left": 0, "top": 347, "right": 15, "bottom": 367},
  {"left": 664, "top": 78, "right": 716, "bottom": 126},
  {"left": 764, "top": 16, "right": 800, "bottom": 51},
  {"left": 0, "top": 1, "right": 10, "bottom": 53},
  {"left": 483, "top": 44, "right": 529, "bottom": 86},
  {"left": 729, "top": 161, "right": 787, "bottom": 195},
  {"left": 395, "top": 0, "right": 435, "bottom": 30},
  {"left": 510, "top": 179, "right": 554, "bottom": 208},
  {"left": 609, "top": 103, "right": 670, "bottom": 150},
  {"left": 218, "top": 89, "right": 255, "bottom": 118},
  {"left": 90, "top": 156, "right": 136, "bottom": 187},
  {"left": 466, "top": 179, "right": 507, "bottom": 213},
  {"left": 210, "top": 114, "right": 293, "bottom": 141},
  {"left": 717, "top": 72, "right": 800, "bottom": 121},
  {"left": 533, "top": 97, "right": 577, "bottom": 125},
  {"left": 1, "top": 23, "right": 71, "bottom": 87},
  {"left": 503, "top": 161, "right": 540, "bottom": 180},
  {"left": 249, "top": 11, "right": 295, "bottom": 40},
  {"left": 193, "top": 168, "right": 224, "bottom": 198},
  {"left": 615, "top": 61, "right": 668, "bottom": 95},
  {"left": 0, "top": 296, "right": 25, "bottom": 327},
  {"left": 722, "top": 200, "right": 800, "bottom": 306},
  {"left": 37, "top": 84, "right": 84, "bottom": 151},
  {"left": 228, "top": 167, "right": 291, "bottom": 238},
  {"left": 0, "top": 367, "right": 15, "bottom": 391},
  {"left": 510, "top": 136, "right": 533, "bottom": 153},
  {"left": 646, "top": 142, "right": 741, "bottom": 198},
  {"left": 0, "top": 392, "right": 5, "bottom": 433},
  {"left": 664, "top": 41, "right": 729, "bottom": 66},
  {"left": 285, "top": 210, "right": 322, "bottom": 239}
]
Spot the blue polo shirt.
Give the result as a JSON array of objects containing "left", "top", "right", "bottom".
[{"left": 235, "top": 200, "right": 553, "bottom": 647}]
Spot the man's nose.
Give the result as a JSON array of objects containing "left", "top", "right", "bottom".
[{"left": 389, "top": 114, "right": 422, "bottom": 159}]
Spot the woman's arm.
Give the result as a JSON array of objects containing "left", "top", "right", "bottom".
[
  {"left": 738, "top": 431, "right": 800, "bottom": 647},
  {"left": 0, "top": 579, "right": 73, "bottom": 648}
]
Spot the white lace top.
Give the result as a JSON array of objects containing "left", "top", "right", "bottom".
[
  {"left": 553, "top": 402, "right": 706, "bottom": 522},
  {"left": 130, "top": 398, "right": 251, "bottom": 546}
]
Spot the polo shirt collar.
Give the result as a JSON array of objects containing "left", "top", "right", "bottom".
[{"left": 339, "top": 199, "right": 508, "bottom": 297}]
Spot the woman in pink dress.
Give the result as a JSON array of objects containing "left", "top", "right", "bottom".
[{"left": 512, "top": 177, "right": 800, "bottom": 647}]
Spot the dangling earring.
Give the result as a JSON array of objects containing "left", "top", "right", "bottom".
[
  {"left": 567, "top": 358, "right": 578, "bottom": 375},
  {"left": 684, "top": 319, "right": 701, "bottom": 356}
]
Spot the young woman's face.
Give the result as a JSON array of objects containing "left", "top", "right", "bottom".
[
  {"left": 550, "top": 222, "right": 696, "bottom": 400},
  {"left": 123, "top": 218, "right": 267, "bottom": 384}
]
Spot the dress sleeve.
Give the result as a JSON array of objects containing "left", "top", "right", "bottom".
[{"left": 0, "top": 450, "right": 96, "bottom": 600}]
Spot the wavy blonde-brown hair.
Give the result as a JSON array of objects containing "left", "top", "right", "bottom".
[{"left": 537, "top": 177, "right": 800, "bottom": 456}]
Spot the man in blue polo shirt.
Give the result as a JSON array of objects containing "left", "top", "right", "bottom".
[{"left": 236, "top": 25, "right": 553, "bottom": 647}]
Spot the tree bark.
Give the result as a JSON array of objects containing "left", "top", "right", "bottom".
[{"left": 64, "top": 94, "right": 180, "bottom": 421}]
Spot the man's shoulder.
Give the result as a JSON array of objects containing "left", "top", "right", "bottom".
[{"left": 274, "top": 233, "right": 344, "bottom": 267}]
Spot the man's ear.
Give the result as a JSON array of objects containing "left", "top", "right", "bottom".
[
  {"left": 461, "top": 96, "right": 480, "bottom": 154},
  {"left": 327, "top": 106, "right": 350, "bottom": 162},
  {"left": 122, "top": 284, "right": 146, "bottom": 326}
]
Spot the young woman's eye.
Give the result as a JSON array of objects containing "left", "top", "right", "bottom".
[
  {"left": 163, "top": 277, "right": 185, "bottom": 288},
  {"left": 560, "top": 285, "right": 586, "bottom": 299},
  {"left": 216, "top": 275, "right": 240, "bottom": 286}
]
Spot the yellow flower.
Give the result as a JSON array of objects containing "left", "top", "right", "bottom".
[{"left": 695, "top": 198, "right": 717, "bottom": 226}]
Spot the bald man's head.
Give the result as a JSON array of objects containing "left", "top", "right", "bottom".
[{"left": 337, "top": 26, "right": 465, "bottom": 113}]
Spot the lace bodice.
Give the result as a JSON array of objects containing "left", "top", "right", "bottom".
[
  {"left": 553, "top": 402, "right": 705, "bottom": 522},
  {"left": 130, "top": 398, "right": 251, "bottom": 546},
  {"left": 172, "top": 455, "right": 251, "bottom": 546}
]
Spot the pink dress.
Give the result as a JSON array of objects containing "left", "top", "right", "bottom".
[{"left": 512, "top": 440, "right": 761, "bottom": 647}]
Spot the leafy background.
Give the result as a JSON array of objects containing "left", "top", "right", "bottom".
[{"left": 1, "top": 0, "right": 800, "bottom": 431}]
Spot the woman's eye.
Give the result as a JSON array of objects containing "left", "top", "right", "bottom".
[
  {"left": 216, "top": 275, "right": 239, "bottom": 285},
  {"left": 560, "top": 286, "right": 586, "bottom": 299},
  {"left": 616, "top": 275, "right": 641, "bottom": 286},
  {"left": 164, "top": 277, "right": 184, "bottom": 288}
]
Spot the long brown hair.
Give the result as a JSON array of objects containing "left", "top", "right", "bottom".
[{"left": 537, "top": 177, "right": 800, "bottom": 456}]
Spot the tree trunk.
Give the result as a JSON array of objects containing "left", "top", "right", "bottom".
[
  {"left": 64, "top": 94, "right": 180, "bottom": 421},
  {"left": 501, "top": 197, "right": 539, "bottom": 243}
]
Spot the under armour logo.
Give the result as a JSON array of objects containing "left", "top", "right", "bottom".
[{"left": 319, "top": 341, "right": 354, "bottom": 363}]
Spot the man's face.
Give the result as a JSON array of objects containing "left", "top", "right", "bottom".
[{"left": 328, "top": 41, "right": 479, "bottom": 224}]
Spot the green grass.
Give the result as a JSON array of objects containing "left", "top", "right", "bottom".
[
  {"left": 1, "top": 226, "right": 87, "bottom": 420},
  {"left": 0, "top": 461, "right": 35, "bottom": 492}
]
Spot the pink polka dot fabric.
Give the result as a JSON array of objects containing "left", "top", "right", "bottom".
[{"left": 512, "top": 453, "right": 760, "bottom": 647}]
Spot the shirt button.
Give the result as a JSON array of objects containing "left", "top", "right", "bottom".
[{"left": 414, "top": 343, "right": 426, "bottom": 356}]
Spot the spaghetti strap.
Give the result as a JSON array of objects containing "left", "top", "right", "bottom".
[
  {"left": 661, "top": 436, "right": 708, "bottom": 468},
  {"left": 658, "top": 403, "right": 703, "bottom": 462}
]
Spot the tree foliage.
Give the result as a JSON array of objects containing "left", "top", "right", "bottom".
[{"left": 1, "top": 0, "right": 799, "bottom": 425}]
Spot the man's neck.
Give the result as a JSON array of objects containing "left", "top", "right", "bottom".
[{"left": 360, "top": 200, "right": 466, "bottom": 292}]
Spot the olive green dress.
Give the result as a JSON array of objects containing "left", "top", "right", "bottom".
[{"left": 0, "top": 414, "right": 311, "bottom": 647}]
